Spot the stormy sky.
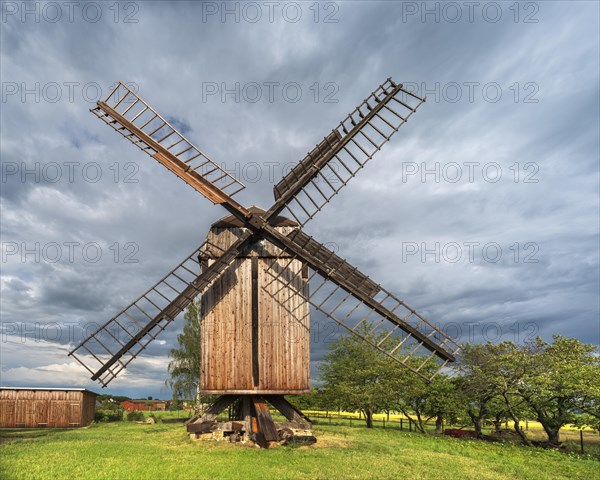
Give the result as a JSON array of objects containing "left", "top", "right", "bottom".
[{"left": 1, "top": 1, "right": 598, "bottom": 399}]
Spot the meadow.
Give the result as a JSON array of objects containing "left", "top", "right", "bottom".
[{"left": 1, "top": 412, "right": 598, "bottom": 480}]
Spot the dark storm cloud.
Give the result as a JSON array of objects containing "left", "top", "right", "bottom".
[{"left": 1, "top": 1, "right": 598, "bottom": 398}]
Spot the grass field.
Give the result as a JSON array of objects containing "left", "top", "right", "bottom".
[
  {"left": 302, "top": 410, "right": 600, "bottom": 456},
  {"left": 1, "top": 417, "right": 598, "bottom": 480}
]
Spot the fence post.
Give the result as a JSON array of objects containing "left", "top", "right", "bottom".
[
  {"left": 350, "top": 417, "right": 352, "bottom": 427},
  {"left": 580, "top": 430, "right": 584, "bottom": 455},
  {"left": 400, "top": 418, "right": 403, "bottom": 431}
]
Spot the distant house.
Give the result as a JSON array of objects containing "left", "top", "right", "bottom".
[
  {"left": 120, "top": 399, "right": 167, "bottom": 412},
  {"left": 0, "top": 387, "right": 98, "bottom": 428}
]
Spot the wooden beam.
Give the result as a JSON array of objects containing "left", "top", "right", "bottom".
[
  {"left": 265, "top": 81, "right": 407, "bottom": 220},
  {"left": 186, "top": 422, "right": 216, "bottom": 434},
  {"left": 252, "top": 397, "right": 279, "bottom": 444},
  {"left": 260, "top": 225, "right": 455, "bottom": 363},
  {"left": 97, "top": 101, "right": 249, "bottom": 217},
  {"left": 251, "top": 257, "right": 260, "bottom": 387},
  {"left": 188, "top": 395, "right": 238, "bottom": 427},
  {"left": 265, "top": 395, "right": 311, "bottom": 429},
  {"left": 89, "top": 233, "right": 253, "bottom": 382}
]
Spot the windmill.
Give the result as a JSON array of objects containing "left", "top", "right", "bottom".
[{"left": 69, "top": 78, "right": 461, "bottom": 447}]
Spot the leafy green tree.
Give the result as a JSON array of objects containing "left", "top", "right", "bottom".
[
  {"left": 387, "top": 359, "right": 463, "bottom": 435},
  {"left": 513, "top": 336, "right": 599, "bottom": 446},
  {"left": 456, "top": 336, "right": 599, "bottom": 447},
  {"left": 422, "top": 375, "right": 464, "bottom": 433},
  {"left": 319, "top": 324, "right": 395, "bottom": 428},
  {"left": 454, "top": 343, "right": 504, "bottom": 436},
  {"left": 167, "top": 299, "right": 202, "bottom": 414},
  {"left": 169, "top": 396, "right": 182, "bottom": 411},
  {"left": 476, "top": 342, "right": 533, "bottom": 444},
  {"left": 389, "top": 361, "right": 431, "bottom": 434}
]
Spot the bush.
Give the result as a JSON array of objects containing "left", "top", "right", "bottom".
[
  {"left": 127, "top": 411, "right": 145, "bottom": 422},
  {"left": 148, "top": 413, "right": 162, "bottom": 423},
  {"left": 94, "top": 409, "right": 123, "bottom": 422}
]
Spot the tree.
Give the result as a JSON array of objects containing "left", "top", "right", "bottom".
[
  {"left": 512, "top": 336, "right": 599, "bottom": 446},
  {"left": 169, "top": 396, "right": 183, "bottom": 411},
  {"left": 389, "top": 361, "right": 431, "bottom": 434},
  {"left": 422, "top": 375, "right": 463, "bottom": 434},
  {"left": 167, "top": 299, "right": 202, "bottom": 414},
  {"left": 456, "top": 336, "right": 599, "bottom": 447},
  {"left": 319, "top": 324, "right": 395, "bottom": 428},
  {"left": 454, "top": 343, "right": 504, "bottom": 436},
  {"left": 387, "top": 359, "right": 462, "bottom": 435}
]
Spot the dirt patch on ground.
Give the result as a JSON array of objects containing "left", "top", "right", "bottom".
[{"left": 296, "top": 431, "right": 351, "bottom": 449}]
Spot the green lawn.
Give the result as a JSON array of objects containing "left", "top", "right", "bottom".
[{"left": 0, "top": 421, "right": 597, "bottom": 480}]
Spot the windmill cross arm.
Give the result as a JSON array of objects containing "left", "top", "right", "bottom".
[
  {"left": 69, "top": 231, "right": 254, "bottom": 386},
  {"left": 97, "top": 101, "right": 250, "bottom": 219},
  {"left": 260, "top": 225, "right": 458, "bottom": 363},
  {"left": 265, "top": 78, "right": 426, "bottom": 226}
]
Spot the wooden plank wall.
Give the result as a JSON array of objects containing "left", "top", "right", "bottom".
[
  {"left": 81, "top": 391, "right": 96, "bottom": 425},
  {"left": 0, "top": 390, "right": 96, "bottom": 428},
  {"left": 200, "top": 226, "right": 310, "bottom": 394}
]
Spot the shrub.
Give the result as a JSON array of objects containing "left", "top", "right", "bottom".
[
  {"left": 148, "top": 413, "right": 162, "bottom": 423},
  {"left": 94, "top": 409, "right": 123, "bottom": 422},
  {"left": 127, "top": 411, "right": 145, "bottom": 422}
]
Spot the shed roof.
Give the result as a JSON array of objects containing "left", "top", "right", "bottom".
[
  {"left": 211, "top": 206, "right": 298, "bottom": 228},
  {"left": 1, "top": 386, "right": 99, "bottom": 395}
]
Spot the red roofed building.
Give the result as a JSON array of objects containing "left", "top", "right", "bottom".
[{"left": 120, "top": 399, "right": 167, "bottom": 412}]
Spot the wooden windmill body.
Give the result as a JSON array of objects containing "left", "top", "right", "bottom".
[
  {"left": 200, "top": 207, "right": 310, "bottom": 395},
  {"left": 70, "top": 78, "right": 462, "bottom": 448}
]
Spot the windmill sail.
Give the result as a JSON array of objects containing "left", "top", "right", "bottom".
[
  {"left": 268, "top": 78, "right": 425, "bottom": 226},
  {"left": 269, "top": 78, "right": 425, "bottom": 225},
  {"left": 92, "top": 82, "right": 247, "bottom": 212},
  {"left": 69, "top": 233, "right": 253, "bottom": 386},
  {"left": 260, "top": 226, "right": 460, "bottom": 380}
]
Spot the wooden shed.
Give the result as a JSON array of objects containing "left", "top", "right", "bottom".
[
  {"left": 0, "top": 387, "right": 97, "bottom": 428},
  {"left": 199, "top": 207, "right": 310, "bottom": 395}
]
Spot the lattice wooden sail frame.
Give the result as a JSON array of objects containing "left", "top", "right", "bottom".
[
  {"left": 259, "top": 231, "right": 460, "bottom": 381},
  {"left": 69, "top": 233, "right": 254, "bottom": 386},
  {"left": 268, "top": 78, "right": 425, "bottom": 226},
  {"left": 91, "top": 82, "right": 246, "bottom": 205}
]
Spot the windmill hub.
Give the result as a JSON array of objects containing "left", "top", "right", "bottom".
[{"left": 70, "top": 78, "right": 461, "bottom": 448}]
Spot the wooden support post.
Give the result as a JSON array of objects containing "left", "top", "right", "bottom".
[
  {"left": 187, "top": 394, "right": 237, "bottom": 428},
  {"left": 265, "top": 395, "right": 312, "bottom": 429},
  {"left": 243, "top": 396, "right": 252, "bottom": 438},
  {"left": 252, "top": 396, "right": 278, "bottom": 448}
]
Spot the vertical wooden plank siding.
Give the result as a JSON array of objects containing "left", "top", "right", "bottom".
[
  {"left": 0, "top": 389, "right": 97, "bottom": 428},
  {"left": 200, "top": 225, "right": 310, "bottom": 394}
]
